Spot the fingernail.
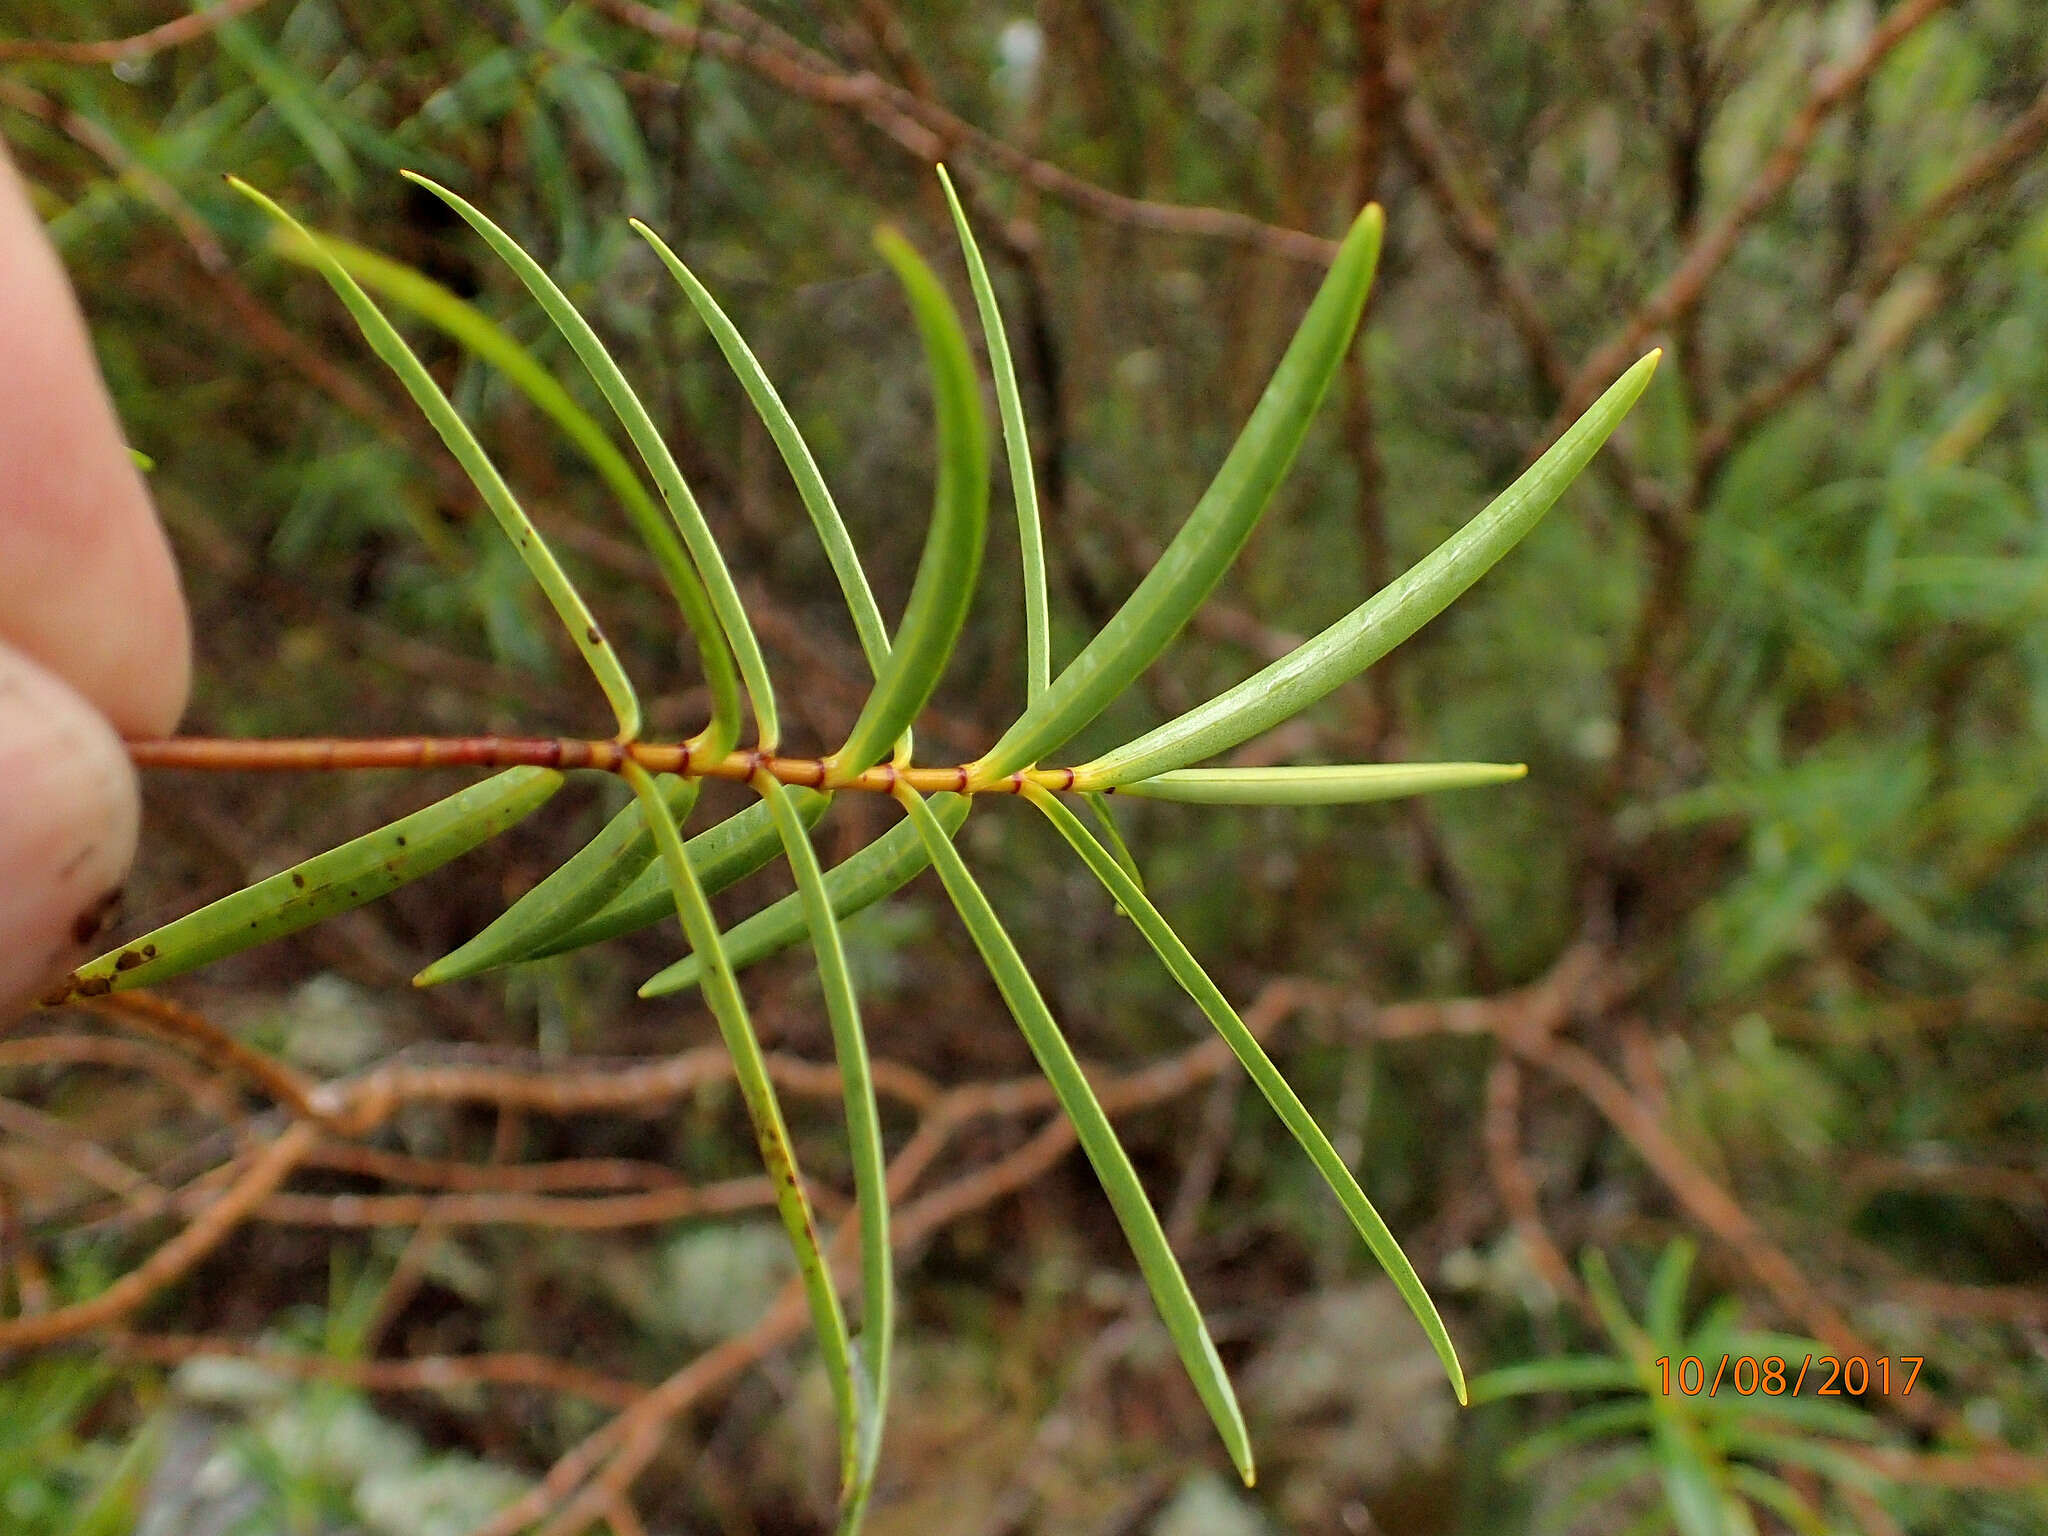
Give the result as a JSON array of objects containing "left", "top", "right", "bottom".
[{"left": 0, "top": 639, "right": 140, "bottom": 1015}]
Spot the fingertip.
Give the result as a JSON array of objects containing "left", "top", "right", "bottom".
[
  {"left": 0, "top": 139, "right": 191, "bottom": 738},
  {"left": 0, "top": 639, "right": 141, "bottom": 1018}
]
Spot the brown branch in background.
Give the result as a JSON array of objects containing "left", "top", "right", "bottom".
[
  {"left": 0, "top": 1032, "right": 239, "bottom": 1120},
  {"left": 0, "top": 0, "right": 278, "bottom": 64},
  {"left": 593, "top": 0, "right": 1341, "bottom": 261},
  {"left": 302, "top": 1143, "right": 702, "bottom": 1196},
  {"left": 602, "top": 1494, "right": 651, "bottom": 1536},
  {"left": 0, "top": 1176, "right": 53, "bottom": 1315},
  {"left": 1382, "top": 34, "right": 1681, "bottom": 541},
  {"left": 1851, "top": 1445, "right": 2048, "bottom": 1492},
  {"left": 1350, "top": 0, "right": 1389, "bottom": 219},
  {"left": 0, "top": 941, "right": 2005, "bottom": 1526},
  {"left": 1843, "top": 1157, "right": 2048, "bottom": 1212},
  {"left": 1551, "top": 0, "right": 1958, "bottom": 431},
  {"left": 104, "top": 1331, "right": 647, "bottom": 1411},
  {"left": 1341, "top": 0, "right": 1402, "bottom": 760},
  {"left": 520, "top": 1292, "right": 811, "bottom": 1536},
  {"left": 1383, "top": 44, "right": 1571, "bottom": 400},
  {"left": 83, "top": 991, "right": 331, "bottom": 1125},
  {"left": 0, "top": 1096, "right": 170, "bottom": 1219},
  {"left": 0, "top": 1121, "right": 316, "bottom": 1350},
  {"left": 1530, "top": 1038, "right": 1954, "bottom": 1431},
  {"left": 1481, "top": 1057, "right": 1587, "bottom": 1316},
  {"left": 0, "top": 74, "right": 441, "bottom": 469},
  {"left": 0, "top": 76, "right": 230, "bottom": 272},
  {"left": 248, "top": 1174, "right": 782, "bottom": 1230},
  {"left": 1164, "top": 1074, "right": 1241, "bottom": 1251},
  {"left": 1698, "top": 74, "right": 2048, "bottom": 477}
]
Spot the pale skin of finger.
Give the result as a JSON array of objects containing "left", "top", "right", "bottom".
[{"left": 0, "top": 138, "right": 190, "bottom": 1011}]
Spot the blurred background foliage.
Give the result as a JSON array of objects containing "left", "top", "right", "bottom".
[{"left": 1, "top": 0, "right": 2045, "bottom": 1531}]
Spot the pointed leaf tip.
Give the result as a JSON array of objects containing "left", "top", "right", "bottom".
[
  {"left": 969, "top": 198, "right": 1383, "bottom": 780},
  {"left": 1025, "top": 786, "right": 1467, "bottom": 1404},
  {"left": 229, "top": 177, "right": 643, "bottom": 739},
  {"left": 64, "top": 768, "right": 562, "bottom": 999},
  {"left": 938, "top": 162, "right": 1051, "bottom": 704},
  {"left": 1081, "top": 350, "right": 1661, "bottom": 786}
]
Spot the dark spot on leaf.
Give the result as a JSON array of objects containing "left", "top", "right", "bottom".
[
  {"left": 292, "top": 872, "right": 307, "bottom": 888},
  {"left": 586, "top": 624, "right": 604, "bottom": 645},
  {"left": 114, "top": 950, "right": 147, "bottom": 972},
  {"left": 76, "top": 976, "right": 112, "bottom": 998},
  {"left": 395, "top": 835, "right": 408, "bottom": 847}
]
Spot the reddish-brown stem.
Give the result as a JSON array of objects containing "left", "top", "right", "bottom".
[{"left": 125, "top": 736, "right": 1077, "bottom": 796}]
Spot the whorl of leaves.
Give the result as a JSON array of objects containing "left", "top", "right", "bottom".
[{"left": 70, "top": 168, "right": 1657, "bottom": 1523}]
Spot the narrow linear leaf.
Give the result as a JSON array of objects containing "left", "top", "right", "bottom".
[
  {"left": 274, "top": 227, "right": 742, "bottom": 755},
  {"left": 1709, "top": 1429, "right": 1886, "bottom": 1493},
  {"left": 638, "top": 796, "right": 966, "bottom": 997},
  {"left": 213, "top": 7, "right": 466, "bottom": 182},
  {"left": 1503, "top": 1399, "right": 1658, "bottom": 1476},
  {"left": 1466, "top": 1356, "right": 1638, "bottom": 1403},
  {"left": 1650, "top": 1419, "right": 1741, "bottom": 1536},
  {"left": 1026, "top": 785, "right": 1466, "bottom": 1404},
  {"left": 1112, "top": 762, "right": 1527, "bottom": 805},
  {"left": 1080, "top": 351, "right": 1662, "bottom": 787},
  {"left": 54, "top": 768, "right": 562, "bottom": 1000},
  {"left": 756, "top": 773, "right": 893, "bottom": 1520},
  {"left": 1582, "top": 1250, "right": 1653, "bottom": 1361},
  {"left": 1706, "top": 1328, "right": 1840, "bottom": 1369},
  {"left": 969, "top": 204, "right": 1383, "bottom": 782},
  {"left": 404, "top": 174, "right": 777, "bottom": 748},
  {"left": 1695, "top": 1389, "right": 1886, "bottom": 1441},
  {"left": 936, "top": 164, "right": 1049, "bottom": 702},
  {"left": 415, "top": 774, "right": 700, "bottom": 985},
  {"left": 231, "top": 179, "right": 643, "bottom": 739},
  {"left": 1725, "top": 1467, "right": 1827, "bottom": 1536},
  {"left": 631, "top": 222, "right": 892, "bottom": 682},
  {"left": 1644, "top": 1238, "right": 1696, "bottom": 1343},
  {"left": 213, "top": 19, "right": 360, "bottom": 197},
  {"left": 623, "top": 763, "right": 858, "bottom": 1472},
  {"left": 897, "top": 786, "right": 1254, "bottom": 1483},
  {"left": 1084, "top": 792, "right": 1144, "bottom": 894},
  {"left": 527, "top": 790, "right": 829, "bottom": 962},
  {"left": 828, "top": 228, "right": 991, "bottom": 780}
]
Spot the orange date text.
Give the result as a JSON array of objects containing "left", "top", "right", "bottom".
[{"left": 1654, "top": 1354, "right": 1922, "bottom": 1398}]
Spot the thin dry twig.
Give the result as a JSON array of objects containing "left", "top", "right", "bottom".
[
  {"left": 0, "top": 1120, "right": 316, "bottom": 1350},
  {"left": 247, "top": 1175, "right": 781, "bottom": 1230},
  {"left": 1550, "top": 0, "right": 1959, "bottom": 431},
  {"left": 1699, "top": 73, "right": 2048, "bottom": 474},
  {"left": 103, "top": 1331, "right": 647, "bottom": 1411},
  {"left": 1481, "top": 1056, "right": 1587, "bottom": 1316},
  {"left": 593, "top": 0, "right": 1339, "bottom": 262},
  {"left": 1383, "top": 43, "right": 1571, "bottom": 400},
  {"left": 1, "top": 945, "right": 1988, "bottom": 1524},
  {"left": 0, "top": 0, "right": 278, "bottom": 65},
  {"left": 83, "top": 991, "right": 332, "bottom": 1125}
]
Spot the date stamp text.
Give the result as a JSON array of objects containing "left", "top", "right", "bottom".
[{"left": 1656, "top": 1355, "right": 1922, "bottom": 1398}]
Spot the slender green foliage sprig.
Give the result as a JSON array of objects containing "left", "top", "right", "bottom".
[
  {"left": 64, "top": 166, "right": 1659, "bottom": 1520},
  {"left": 1471, "top": 1242, "right": 1898, "bottom": 1535}
]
